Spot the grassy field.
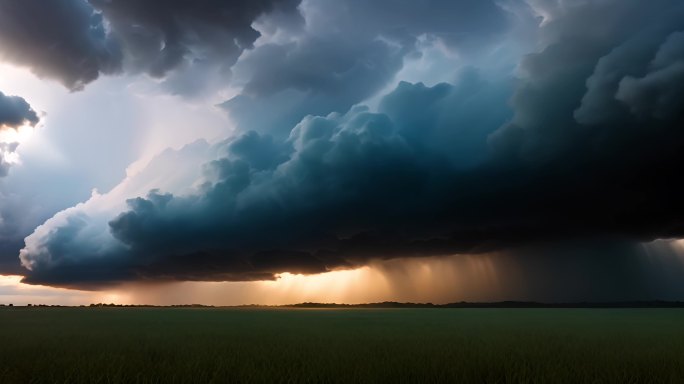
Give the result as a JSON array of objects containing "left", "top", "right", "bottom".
[{"left": 1, "top": 308, "right": 684, "bottom": 383}]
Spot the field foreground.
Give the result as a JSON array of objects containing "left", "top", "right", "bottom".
[{"left": 1, "top": 307, "right": 683, "bottom": 383}]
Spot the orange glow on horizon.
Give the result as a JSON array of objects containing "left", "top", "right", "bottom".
[
  {"left": 0, "top": 275, "right": 95, "bottom": 305},
  {"left": 261, "top": 267, "right": 393, "bottom": 304},
  {"left": 105, "top": 254, "right": 514, "bottom": 306},
  {"left": 2, "top": 255, "right": 513, "bottom": 306},
  {"left": 11, "top": 242, "right": 684, "bottom": 307}
]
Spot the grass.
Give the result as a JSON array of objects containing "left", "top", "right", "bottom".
[{"left": 1, "top": 307, "right": 684, "bottom": 383}]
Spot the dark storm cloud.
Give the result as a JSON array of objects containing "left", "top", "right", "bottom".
[
  {"left": 486, "top": 0, "right": 684, "bottom": 238},
  {"left": 222, "top": 38, "right": 407, "bottom": 136},
  {"left": 0, "top": 91, "right": 38, "bottom": 130},
  {"left": 21, "top": 74, "right": 514, "bottom": 286},
  {"left": 89, "top": 0, "right": 301, "bottom": 94},
  {"left": 0, "top": 242, "right": 24, "bottom": 274},
  {"left": 0, "top": 0, "right": 121, "bottom": 91},
  {"left": 18, "top": 0, "right": 684, "bottom": 289},
  {"left": 0, "top": 0, "right": 300, "bottom": 92},
  {"left": 0, "top": 90, "right": 40, "bottom": 269},
  {"left": 307, "top": 0, "right": 509, "bottom": 51},
  {"left": 223, "top": 0, "right": 510, "bottom": 135},
  {"left": 0, "top": 0, "right": 503, "bottom": 98}
]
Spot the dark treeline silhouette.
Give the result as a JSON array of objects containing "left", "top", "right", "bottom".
[
  {"left": 283, "top": 301, "right": 684, "bottom": 308},
  {"left": 88, "top": 303, "right": 213, "bottom": 308},
  {"left": 3, "top": 301, "right": 684, "bottom": 308}
]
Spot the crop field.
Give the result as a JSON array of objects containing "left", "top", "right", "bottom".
[{"left": 1, "top": 307, "right": 683, "bottom": 383}]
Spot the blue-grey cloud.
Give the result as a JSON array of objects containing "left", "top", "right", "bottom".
[
  {"left": 16, "top": 0, "right": 684, "bottom": 295},
  {"left": 0, "top": 0, "right": 121, "bottom": 91},
  {"left": 0, "top": 91, "right": 39, "bottom": 131},
  {"left": 89, "top": 0, "right": 302, "bottom": 96},
  {"left": 21, "top": 74, "right": 513, "bottom": 286},
  {"left": 0, "top": 0, "right": 508, "bottom": 101},
  {"left": 0, "top": 90, "right": 39, "bottom": 270},
  {"left": 223, "top": 38, "right": 406, "bottom": 136},
  {"left": 0, "top": 0, "right": 300, "bottom": 92},
  {"left": 223, "top": 0, "right": 511, "bottom": 135}
]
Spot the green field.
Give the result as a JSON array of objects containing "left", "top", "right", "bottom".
[{"left": 1, "top": 308, "right": 684, "bottom": 383}]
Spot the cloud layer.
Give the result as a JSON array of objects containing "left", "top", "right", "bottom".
[
  {"left": 0, "top": 0, "right": 121, "bottom": 91},
  {"left": 20, "top": 75, "right": 514, "bottom": 286},
  {"left": 224, "top": 0, "right": 510, "bottom": 134},
  {"left": 0, "top": 0, "right": 300, "bottom": 92},
  {"left": 8, "top": 0, "right": 684, "bottom": 293}
]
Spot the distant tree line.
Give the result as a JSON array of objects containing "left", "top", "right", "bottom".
[
  {"left": 89, "top": 303, "right": 214, "bottom": 308},
  {"left": 4, "top": 301, "right": 684, "bottom": 308}
]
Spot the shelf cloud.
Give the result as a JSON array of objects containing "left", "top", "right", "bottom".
[{"left": 2, "top": 0, "right": 684, "bottom": 298}]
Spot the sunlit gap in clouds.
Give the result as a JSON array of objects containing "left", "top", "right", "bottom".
[
  {"left": 0, "top": 124, "right": 37, "bottom": 165},
  {"left": 263, "top": 267, "right": 393, "bottom": 304},
  {"left": 0, "top": 255, "right": 511, "bottom": 306},
  {"left": 0, "top": 124, "right": 35, "bottom": 143},
  {"left": 106, "top": 255, "right": 511, "bottom": 306},
  {"left": 105, "top": 267, "right": 394, "bottom": 306}
]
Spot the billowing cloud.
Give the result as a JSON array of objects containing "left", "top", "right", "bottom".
[
  {"left": 0, "top": 0, "right": 301, "bottom": 93},
  {"left": 0, "top": 0, "right": 121, "bottom": 91},
  {"left": 0, "top": 0, "right": 509, "bottom": 100},
  {"left": 488, "top": 0, "right": 684, "bottom": 235},
  {"left": 13, "top": 0, "right": 684, "bottom": 295},
  {"left": 89, "top": 0, "right": 302, "bottom": 96},
  {"left": 223, "top": 0, "right": 511, "bottom": 135},
  {"left": 20, "top": 74, "right": 513, "bottom": 287}
]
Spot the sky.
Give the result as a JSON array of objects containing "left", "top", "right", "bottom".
[{"left": 2, "top": 0, "right": 684, "bottom": 305}]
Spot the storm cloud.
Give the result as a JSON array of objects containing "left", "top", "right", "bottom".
[
  {"left": 223, "top": 0, "right": 511, "bottom": 135},
  {"left": 0, "top": 90, "right": 39, "bottom": 271},
  {"left": 13, "top": 0, "right": 684, "bottom": 291},
  {"left": 0, "top": 0, "right": 300, "bottom": 92},
  {"left": 20, "top": 75, "right": 513, "bottom": 286},
  {"left": 89, "top": 0, "right": 302, "bottom": 95},
  {"left": 0, "top": 0, "right": 508, "bottom": 99},
  {"left": 0, "top": 0, "right": 121, "bottom": 91}
]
